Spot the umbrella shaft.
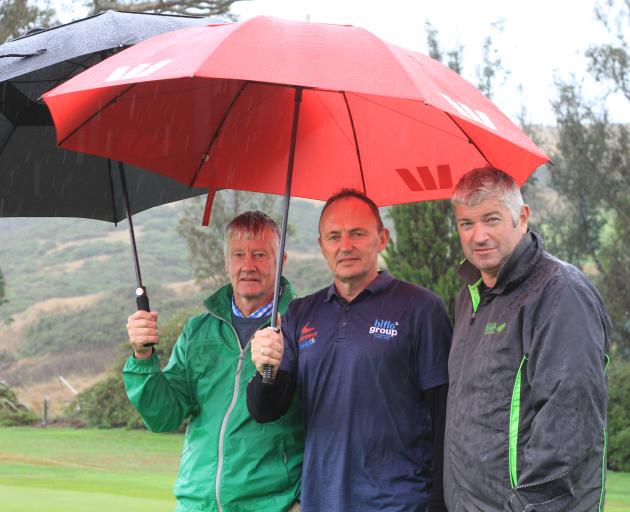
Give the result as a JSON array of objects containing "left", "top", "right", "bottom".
[
  {"left": 118, "top": 162, "right": 143, "bottom": 288},
  {"left": 270, "top": 86, "right": 302, "bottom": 328},
  {"left": 265, "top": 86, "right": 303, "bottom": 384}
]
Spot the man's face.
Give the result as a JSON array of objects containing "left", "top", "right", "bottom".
[
  {"left": 454, "top": 198, "right": 529, "bottom": 283},
  {"left": 225, "top": 228, "right": 278, "bottom": 306},
  {"left": 318, "top": 197, "right": 389, "bottom": 284}
]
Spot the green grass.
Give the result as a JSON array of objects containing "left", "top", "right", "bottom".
[
  {"left": 0, "top": 427, "right": 629, "bottom": 511},
  {"left": 606, "top": 471, "right": 630, "bottom": 511},
  {"left": 0, "top": 427, "right": 182, "bottom": 511}
]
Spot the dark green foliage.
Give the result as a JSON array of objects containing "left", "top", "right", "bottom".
[
  {"left": 68, "top": 374, "right": 144, "bottom": 428},
  {"left": 0, "top": 381, "right": 38, "bottom": 426},
  {"left": 384, "top": 201, "right": 461, "bottom": 318},
  {"left": 607, "top": 360, "right": 630, "bottom": 471},
  {"left": 544, "top": 82, "right": 610, "bottom": 271}
]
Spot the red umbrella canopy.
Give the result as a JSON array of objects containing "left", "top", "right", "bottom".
[{"left": 44, "top": 16, "right": 549, "bottom": 207}]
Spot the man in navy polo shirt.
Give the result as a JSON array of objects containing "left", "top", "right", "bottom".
[{"left": 247, "top": 189, "right": 452, "bottom": 512}]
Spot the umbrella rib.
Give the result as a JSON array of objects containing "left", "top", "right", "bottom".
[
  {"left": 188, "top": 80, "right": 250, "bottom": 189},
  {"left": 444, "top": 111, "right": 492, "bottom": 166},
  {"left": 58, "top": 84, "right": 136, "bottom": 147},
  {"left": 106, "top": 159, "right": 118, "bottom": 225},
  {"left": 342, "top": 91, "right": 367, "bottom": 195},
  {"left": 352, "top": 93, "right": 471, "bottom": 142}
]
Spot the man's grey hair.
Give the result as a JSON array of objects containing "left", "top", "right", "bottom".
[
  {"left": 223, "top": 210, "right": 281, "bottom": 260},
  {"left": 451, "top": 168, "right": 524, "bottom": 225}
]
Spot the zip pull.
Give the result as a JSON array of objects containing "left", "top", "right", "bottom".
[{"left": 470, "top": 310, "right": 477, "bottom": 325}]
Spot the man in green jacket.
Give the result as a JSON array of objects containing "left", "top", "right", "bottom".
[{"left": 124, "top": 211, "right": 303, "bottom": 512}]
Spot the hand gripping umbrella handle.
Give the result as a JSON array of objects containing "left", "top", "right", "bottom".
[{"left": 135, "top": 286, "right": 155, "bottom": 348}]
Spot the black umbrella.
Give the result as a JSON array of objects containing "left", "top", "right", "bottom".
[{"left": 0, "top": 11, "right": 214, "bottom": 326}]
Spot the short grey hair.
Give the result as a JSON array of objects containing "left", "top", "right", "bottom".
[
  {"left": 451, "top": 168, "right": 524, "bottom": 225},
  {"left": 224, "top": 211, "right": 281, "bottom": 260}
]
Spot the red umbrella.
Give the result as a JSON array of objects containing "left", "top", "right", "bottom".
[{"left": 43, "top": 16, "right": 549, "bottom": 379}]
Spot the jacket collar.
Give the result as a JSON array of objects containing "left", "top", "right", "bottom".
[
  {"left": 203, "top": 276, "right": 295, "bottom": 319},
  {"left": 458, "top": 230, "right": 544, "bottom": 294}
]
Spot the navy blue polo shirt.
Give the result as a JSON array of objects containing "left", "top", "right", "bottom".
[{"left": 280, "top": 271, "right": 452, "bottom": 512}]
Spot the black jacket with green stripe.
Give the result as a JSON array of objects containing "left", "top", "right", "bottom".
[{"left": 444, "top": 230, "right": 612, "bottom": 512}]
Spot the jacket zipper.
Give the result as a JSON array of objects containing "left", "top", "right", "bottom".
[
  {"left": 210, "top": 312, "right": 267, "bottom": 512},
  {"left": 210, "top": 313, "right": 245, "bottom": 512}
]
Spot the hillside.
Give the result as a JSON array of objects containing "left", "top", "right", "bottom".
[{"left": 0, "top": 194, "right": 333, "bottom": 416}]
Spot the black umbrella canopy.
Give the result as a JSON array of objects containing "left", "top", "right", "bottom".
[
  {"left": 0, "top": 10, "right": 220, "bottom": 323},
  {"left": 0, "top": 10, "right": 215, "bottom": 222}
]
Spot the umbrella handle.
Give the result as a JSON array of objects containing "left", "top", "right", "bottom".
[
  {"left": 136, "top": 286, "right": 155, "bottom": 348},
  {"left": 262, "top": 364, "right": 275, "bottom": 384}
]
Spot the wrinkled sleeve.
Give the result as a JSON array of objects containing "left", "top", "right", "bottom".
[
  {"left": 505, "top": 274, "right": 610, "bottom": 511},
  {"left": 122, "top": 323, "right": 195, "bottom": 432},
  {"left": 247, "top": 308, "right": 298, "bottom": 423}
]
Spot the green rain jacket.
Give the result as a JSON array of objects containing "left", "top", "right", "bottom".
[{"left": 123, "top": 278, "right": 304, "bottom": 512}]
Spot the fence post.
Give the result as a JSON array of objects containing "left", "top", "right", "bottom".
[{"left": 42, "top": 396, "right": 49, "bottom": 427}]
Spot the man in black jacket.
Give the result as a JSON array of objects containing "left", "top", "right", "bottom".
[{"left": 445, "top": 167, "right": 612, "bottom": 512}]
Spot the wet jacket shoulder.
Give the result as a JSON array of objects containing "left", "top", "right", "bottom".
[
  {"left": 122, "top": 277, "right": 304, "bottom": 512},
  {"left": 445, "top": 231, "right": 612, "bottom": 512}
]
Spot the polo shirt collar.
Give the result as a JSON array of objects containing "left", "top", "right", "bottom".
[{"left": 324, "top": 270, "right": 394, "bottom": 303}]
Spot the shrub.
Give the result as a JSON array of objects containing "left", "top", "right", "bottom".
[
  {"left": 607, "top": 360, "right": 630, "bottom": 471},
  {"left": 67, "top": 374, "right": 143, "bottom": 429},
  {"left": 0, "top": 381, "right": 38, "bottom": 426}
]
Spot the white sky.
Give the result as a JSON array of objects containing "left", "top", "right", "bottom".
[{"left": 57, "top": 0, "right": 629, "bottom": 126}]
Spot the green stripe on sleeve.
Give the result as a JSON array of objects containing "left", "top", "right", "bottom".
[{"left": 509, "top": 353, "right": 528, "bottom": 489}]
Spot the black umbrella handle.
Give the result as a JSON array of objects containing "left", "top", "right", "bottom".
[
  {"left": 136, "top": 286, "right": 155, "bottom": 348},
  {"left": 136, "top": 286, "right": 150, "bottom": 312}
]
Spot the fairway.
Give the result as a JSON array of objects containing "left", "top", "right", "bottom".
[
  {"left": 0, "top": 427, "right": 182, "bottom": 511},
  {"left": 0, "top": 427, "right": 629, "bottom": 511}
]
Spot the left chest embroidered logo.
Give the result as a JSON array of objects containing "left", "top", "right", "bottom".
[
  {"left": 298, "top": 322, "right": 318, "bottom": 350},
  {"left": 484, "top": 321, "right": 507, "bottom": 335},
  {"left": 368, "top": 319, "right": 399, "bottom": 341}
]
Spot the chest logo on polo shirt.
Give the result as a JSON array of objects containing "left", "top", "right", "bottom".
[
  {"left": 368, "top": 319, "right": 399, "bottom": 341},
  {"left": 298, "top": 322, "right": 318, "bottom": 350}
]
